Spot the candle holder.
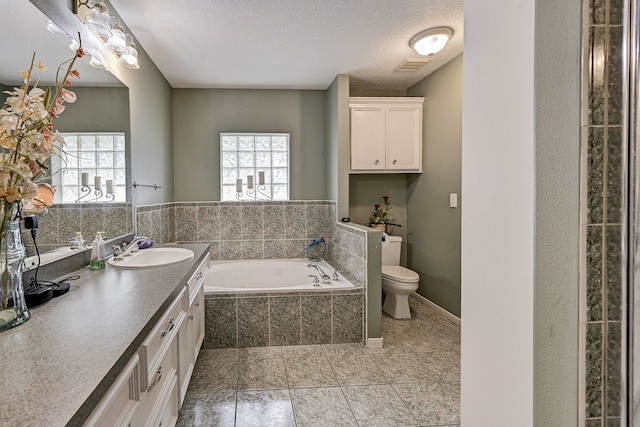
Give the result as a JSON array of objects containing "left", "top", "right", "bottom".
[
  {"left": 74, "top": 185, "right": 115, "bottom": 203},
  {"left": 75, "top": 174, "right": 115, "bottom": 203},
  {"left": 235, "top": 173, "right": 272, "bottom": 201}
]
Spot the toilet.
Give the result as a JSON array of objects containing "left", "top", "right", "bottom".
[{"left": 381, "top": 233, "right": 419, "bottom": 319}]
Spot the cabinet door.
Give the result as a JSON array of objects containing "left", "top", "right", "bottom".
[
  {"left": 177, "top": 313, "right": 191, "bottom": 407},
  {"left": 191, "top": 282, "right": 205, "bottom": 361},
  {"left": 386, "top": 106, "right": 422, "bottom": 171},
  {"left": 350, "top": 107, "right": 386, "bottom": 171}
]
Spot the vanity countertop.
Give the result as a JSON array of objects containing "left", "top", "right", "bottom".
[{"left": 0, "top": 243, "right": 210, "bottom": 427}]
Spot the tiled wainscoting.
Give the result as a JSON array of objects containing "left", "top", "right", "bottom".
[
  {"left": 204, "top": 290, "right": 364, "bottom": 348},
  {"left": 135, "top": 200, "right": 369, "bottom": 348},
  {"left": 23, "top": 203, "right": 131, "bottom": 255}
]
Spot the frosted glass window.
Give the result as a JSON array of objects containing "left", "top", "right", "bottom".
[
  {"left": 220, "top": 133, "right": 289, "bottom": 201},
  {"left": 52, "top": 132, "right": 127, "bottom": 203}
]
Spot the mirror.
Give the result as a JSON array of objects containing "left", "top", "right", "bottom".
[{"left": 0, "top": 1, "right": 132, "bottom": 263}]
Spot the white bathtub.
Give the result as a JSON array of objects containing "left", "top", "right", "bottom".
[{"left": 205, "top": 258, "right": 355, "bottom": 293}]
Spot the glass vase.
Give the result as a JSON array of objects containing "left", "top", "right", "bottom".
[{"left": 0, "top": 211, "right": 29, "bottom": 331}]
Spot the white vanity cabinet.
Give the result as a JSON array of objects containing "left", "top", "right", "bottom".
[
  {"left": 349, "top": 97, "right": 424, "bottom": 173},
  {"left": 84, "top": 251, "right": 210, "bottom": 427},
  {"left": 177, "top": 257, "right": 208, "bottom": 405}
]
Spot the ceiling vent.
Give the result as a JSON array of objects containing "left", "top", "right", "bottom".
[{"left": 395, "top": 58, "right": 431, "bottom": 72}]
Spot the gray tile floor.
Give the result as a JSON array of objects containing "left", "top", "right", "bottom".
[{"left": 177, "top": 295, "right": 461, "bottom": 426}]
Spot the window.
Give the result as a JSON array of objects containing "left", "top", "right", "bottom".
[
  {"left": 51, "top": 132, "right": 127, "bottom": 203},
  {"left": 220, "top": 133, "right": 290, "bottom": 201}
]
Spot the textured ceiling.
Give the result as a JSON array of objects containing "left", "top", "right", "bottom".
[{"left": 109, "top": 0, "right": 464, "bottom": 90}]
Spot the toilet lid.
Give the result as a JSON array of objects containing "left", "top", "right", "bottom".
[{"left": 382, "top": 266, "right": 419, "bottom": 283}]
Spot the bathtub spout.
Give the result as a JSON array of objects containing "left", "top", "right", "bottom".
[{"left": 307, "top": 263, "right": 331, "bottom": 284}]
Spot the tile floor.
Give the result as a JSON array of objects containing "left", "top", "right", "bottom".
[{"left": 177, "top": 295, "right": 461, "bottom": 426}]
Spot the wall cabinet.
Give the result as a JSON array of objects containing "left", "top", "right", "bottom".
[{"left": 349, "top": 97, "right": 424, "bottom": 173}]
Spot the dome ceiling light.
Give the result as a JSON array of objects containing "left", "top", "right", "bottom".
[{"left": 409, "top": 27, "right": 453, "bottom": 56}]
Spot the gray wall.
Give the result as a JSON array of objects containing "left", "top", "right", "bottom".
[
  {"left": 349, "top": 174, "right": 408, "bottom": 265},
  {"left": 326, "top": 75, "right": 351, "bottom": 220},
  {"left": 55, "top": 86, "right": 130, "bottom": 134},
  {"left": 172, "top": 89, "right": 327, "bottom": 201},
  {"left": 406, "top": 55, "right": 462, "bottom": 317}
]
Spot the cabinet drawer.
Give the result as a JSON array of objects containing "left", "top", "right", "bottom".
[
  {"left": 84, "top": 354, "right": 140, "bottom": 427},
  {"left": 139, "top": 288, "right": 186, "bottom": 391},
  {"left": 148, "top": 374, "right": 179, "bottom": 427},
  {"left": 134, "top": 338, "right": 178, "bottom": 427}
]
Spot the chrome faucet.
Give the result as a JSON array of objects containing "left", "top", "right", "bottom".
[
  {"left": 122, "top": 236, "right": 150, "bottom": 256},
  {"left": 307, "top": 263, "right": 331, "bottom": 284}
]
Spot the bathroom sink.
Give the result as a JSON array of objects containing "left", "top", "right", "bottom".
[{"left": 107, "top": 247, "right": 194, "bottom": 269}]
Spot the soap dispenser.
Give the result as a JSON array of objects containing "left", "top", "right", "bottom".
[{"left": 89, "top": 232, "right": 106, "bottom": 270}]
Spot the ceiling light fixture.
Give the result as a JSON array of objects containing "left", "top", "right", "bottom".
[
  {"left": 409, "top": 27, "right": 453, "bottom": 56},
  {"left": 69, "top": 0, "right": 140, "bottom": 70}
]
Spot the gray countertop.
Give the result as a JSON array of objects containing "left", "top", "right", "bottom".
[{"left": 0, "top": 243, "right": 210, "bottom": 427}]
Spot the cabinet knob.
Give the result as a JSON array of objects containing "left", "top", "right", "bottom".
[
  {"left": 393, "top": 159, "right": 397, "bottom": 165},
  {"left": 188, "top": 315, "right": 194, "bottom": 320},
  {"left": 375, "top": 160, "right": 380, "bottom": 165}
]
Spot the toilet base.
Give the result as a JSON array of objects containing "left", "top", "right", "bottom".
[{"left": 382, "top": 291, "right": 412, "bottom": 319}]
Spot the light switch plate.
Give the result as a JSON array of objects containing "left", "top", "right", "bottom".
[{"left": 449, "top": 193, "right": 458, "bottom": 208}]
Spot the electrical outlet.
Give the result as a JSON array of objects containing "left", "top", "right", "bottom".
[{"left": 449, "top": 193, "right": 458, "bottom": 208}]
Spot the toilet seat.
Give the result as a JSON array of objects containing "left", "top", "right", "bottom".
[{"left": 382, "top": 266, "right": 419, "bottom": 283}]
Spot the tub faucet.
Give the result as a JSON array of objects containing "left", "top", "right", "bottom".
[
  {"left": 123, "top": 236, "right": 150, "bottom": 256},
  {"left": 307, "top": 263, "right": 331, "bottom": 284}
]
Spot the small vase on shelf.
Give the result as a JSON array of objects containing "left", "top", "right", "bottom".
[{"left": 370, "top": 223, "right": 387, "bottom": 232}]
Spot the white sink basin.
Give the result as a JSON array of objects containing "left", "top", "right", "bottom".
[{"left": 107, "top": 247, "right": 194, "bottom": 269}]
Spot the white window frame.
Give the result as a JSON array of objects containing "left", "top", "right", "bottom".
[{"left": 220, "top": 132, "right": 290, "bottom": 201}]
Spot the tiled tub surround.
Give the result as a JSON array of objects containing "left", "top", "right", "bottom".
[
  {"left": 136, "top": 201, "right": 370, "bottom": 348},
  {"left": 135, "top": 201, "right": 367, "bottom": 289},
  {"left": 205, "top": 290, "right": 365, "bottom": 348},
  {"left": 22, "top": 202, "right": 132, "bottom": 255}
]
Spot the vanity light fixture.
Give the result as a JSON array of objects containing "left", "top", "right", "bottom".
[
  {"left": 82, "top": 1, "right": 112, "bottom": 39},
  {"left": 104, "top": 23, "right": 127, "bottom": 54},
  {"left": 409, "top": 27, "right": 453, "bottom": 56},
  {"left": 89, "top": 56, "right": 106, "bottom": 69},
  {"left": 118, "top": 40, "right": 140, "bottom": 69},
  {"left": 70, "top": 0, "right": 141, "bottom": 70}
]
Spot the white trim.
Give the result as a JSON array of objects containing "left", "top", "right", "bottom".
[
  {"left": 366, "top": 337, "right": 384, "bottom": 349},
  {"left": 410, "top": 293, "right": 461, "bottom": 325}
]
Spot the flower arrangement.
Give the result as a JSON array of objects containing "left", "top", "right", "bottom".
[
  {"left": 0, "top": 43, "right": 83, "bottom": 329},
  {"left": 371, "top": 195, "right": 391, "bottom": 225}
]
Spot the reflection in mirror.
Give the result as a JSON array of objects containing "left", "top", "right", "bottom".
[{"left": 0, "top": 1, "right": 132, "bottom": 263}]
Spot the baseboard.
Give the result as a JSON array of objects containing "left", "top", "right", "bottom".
[
  {"left": 366, "top": 337, "right": 384, "bottom": 349},
  {"left": 410, "top": 293, "right": 461, "bottom": 325}
]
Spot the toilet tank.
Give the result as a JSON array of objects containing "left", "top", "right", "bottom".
[{"left": 381, "top": 233, "right": 402, "bottom": 266}]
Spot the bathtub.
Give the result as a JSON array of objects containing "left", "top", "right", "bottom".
[{"left": 205, "top": 258, "right": 355, "bottom": 293}]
